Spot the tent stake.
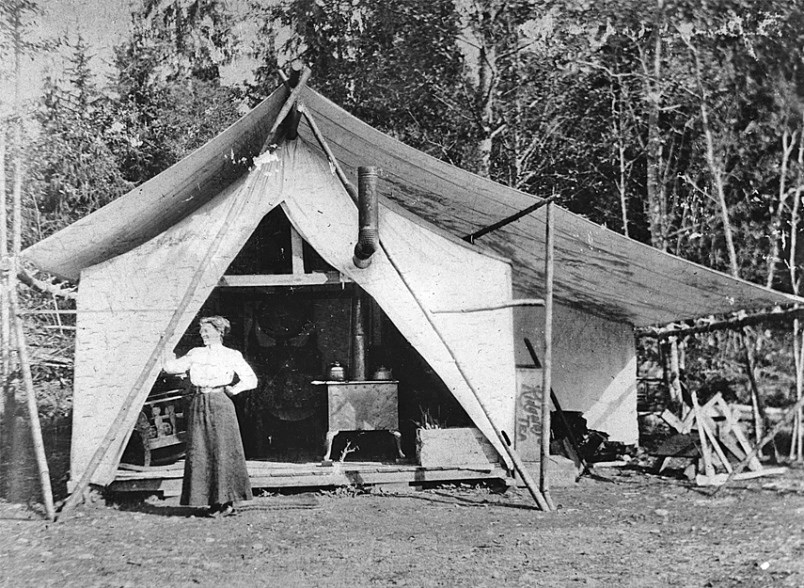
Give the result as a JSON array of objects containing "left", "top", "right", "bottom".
[
  {"left": 540, "top": 201, "right": 556, "bottom": 511},
  {"left": 7, "top": 265, "right": 56, "bottom": 521}
]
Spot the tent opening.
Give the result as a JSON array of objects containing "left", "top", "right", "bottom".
[{"left": 121, "top": 206, "right": 472, "bottom": 469}]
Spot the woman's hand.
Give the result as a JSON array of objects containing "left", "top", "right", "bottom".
[{"left": 162, "top": 350, "right": 183, "bottom": 374}]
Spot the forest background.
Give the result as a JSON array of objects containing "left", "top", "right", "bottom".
[{"left": 2, "top": 0, "right": 804, "bottom": 486}]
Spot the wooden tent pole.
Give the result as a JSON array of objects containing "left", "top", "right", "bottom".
[
  {"left": 268, "top": 66, "right": 311, "bottom": 138},
  {"left": 637, "top": 305, "right": 804, "bottom": 340},
  {"left": 8, "top": 264, "right": 56, "bottom": 521},
  {"left": 60, "top": 80, "right": 310, "bottom": 517},
  {"left": 540, "top": 201, "right": 556, "bottom": 511},
  {"left": 298, "top": 104, "right": 358, "bottom": 202},
  {"left": 462, "top": 194, "right": 559, "bottom": 244},
  {"left": 300, "top": 105, "right": 551, "bottom": 511},
  {"left": 524, "top": 338, "right": 590, "bottom": 479},
  {"left": 1, "top": 132, "right": 10, "bottom": 432}
]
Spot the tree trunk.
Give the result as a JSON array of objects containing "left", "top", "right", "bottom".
[
  {"left": 766, "top": 129, "right": 796, "bottom": 288},
  {"left": 789, "top": 120, "right": 804, "bottom": 461},
  {"left": 643, "top": 1, "right": 666, "bottom": 250},
  {"left": 474, "top": 41, "right": 496, "bottom": 178},
  {"left": 615, "top": 82, "right": 629, "bottom": 237},
  {"left": 687, "top": 44, "right": 739, "bottom": 277}
]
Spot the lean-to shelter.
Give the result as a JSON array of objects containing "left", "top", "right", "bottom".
[{"left": 20, "top": 78, "right": 802, "bottom": 492}]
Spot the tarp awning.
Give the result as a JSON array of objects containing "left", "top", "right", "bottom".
[{"left": 21, "top": 84, "right": 803, "bottom": 327}]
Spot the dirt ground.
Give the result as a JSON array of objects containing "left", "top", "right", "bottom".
[{"left": 1, "top": 465, "right": 803, "bottom": 588}]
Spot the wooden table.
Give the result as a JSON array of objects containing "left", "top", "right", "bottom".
[{"left": 314, "top": 381, "right": 405, "bottom": 462}]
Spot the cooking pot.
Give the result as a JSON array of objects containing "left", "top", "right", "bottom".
[
  {"left": 372, "top": 366, "right": 393, "bottom": 381},
  {"left": 327, "top": 361, "right": 346, "bottom": 381}
]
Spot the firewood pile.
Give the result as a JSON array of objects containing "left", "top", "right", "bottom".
[{"left": 652, "top": 392, "right": 787, "bottom": 486}]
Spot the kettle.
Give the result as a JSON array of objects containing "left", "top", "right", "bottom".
[
  {"left": 327, "top": 361, "right": 346, "bottom": 381},
  {"left": 372, "top": 366, "right": 393, "bottom": 381}
]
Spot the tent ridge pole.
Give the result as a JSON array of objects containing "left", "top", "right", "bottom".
[
  {"left": 267, "top": 66, "right": 312, "bottom": 139},
  {"left": 297, "top": 105, "right": 358, "bottom": 204}
]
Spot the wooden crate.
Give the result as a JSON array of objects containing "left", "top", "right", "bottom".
[{"left": 416, "top": 427, "right": 499, "bottom": 467}]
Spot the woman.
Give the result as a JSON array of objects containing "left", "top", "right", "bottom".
[{"left": 164, "top": 316, "right": 257, "bottom": 517}]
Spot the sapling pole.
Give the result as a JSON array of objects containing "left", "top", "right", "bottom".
[
  {"left": 0, "top": 129, "right": 9, "bottom": 432},
  {"left": 540, "top": 201, "right": 556, "bottom": 511},
  {"left": 9, "top": 271, "right": 56, "bottom": 521}
]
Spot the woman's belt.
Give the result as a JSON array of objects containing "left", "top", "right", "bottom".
[{"left": 194, "top": 385, "right": 227, "bottom": 394}]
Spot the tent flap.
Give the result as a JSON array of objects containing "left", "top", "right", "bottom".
[
  {"left": 281, "top": 140, "right": 518, "bottom": 468},
  {"left": 72, "top": 155, "right": 287, "bottom": 485}
]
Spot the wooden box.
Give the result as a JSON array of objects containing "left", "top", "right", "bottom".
[{"left": 416, "top": 427, "right": 498, "bottom": 467}]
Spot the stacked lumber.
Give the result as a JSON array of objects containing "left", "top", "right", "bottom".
[{"left": 658, "top": 392, "right": 786, "bottom": 486}]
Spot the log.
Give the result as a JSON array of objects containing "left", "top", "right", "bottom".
[
  {"left": 691, "top": 390, "right": 715, "bottom": 477},
  {"left": 697, "top": 412, "right": 733, "bottom": 473},
  {"left": 714, "top": 396, "right": 761, "bottom": 471},
  {"left": 711, "top": 394, "right": 804, "bottom": 495},
  {"left": 638, "top": 305, "right": 804, "bottom": 340},
  {"left": 697, "top": 467, "right": 787, "bottom": 487}
]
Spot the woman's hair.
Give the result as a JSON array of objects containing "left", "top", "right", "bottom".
[{"left": 200, "top": 315, "right": 231, "bottom": 337}]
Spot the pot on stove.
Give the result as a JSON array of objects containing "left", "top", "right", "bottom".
[
  {"left": 327, "top": 361, "right": 346, "bottom": 381},
  {"left": 372, "top": 366, "right": 393, "bottom": 380}
]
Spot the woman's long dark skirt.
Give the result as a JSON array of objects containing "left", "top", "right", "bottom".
[{"left": 181, "top": 390, "right": 252, "bottom": 506}]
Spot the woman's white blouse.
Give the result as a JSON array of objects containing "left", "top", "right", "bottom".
[{"left": 164, "top": 344, "right": 258, "bottom": 394}]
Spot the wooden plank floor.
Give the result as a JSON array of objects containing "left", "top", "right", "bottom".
[{"left": 109, "top": 459, "right": 510, "bottom": 496}]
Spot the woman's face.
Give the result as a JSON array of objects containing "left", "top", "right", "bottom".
[{"left": 199, "top": 323, "right": 222, "bottom": 346}]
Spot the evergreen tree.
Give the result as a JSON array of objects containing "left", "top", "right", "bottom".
[
  {"left": 25, "top": 35, "right": 132, "bottom": 242},
  {"left": 110, "top": 0, "right": 243, "bottom": 185},
  {"left": 249, "top": 0, "right": 473, "bottom": 166}
]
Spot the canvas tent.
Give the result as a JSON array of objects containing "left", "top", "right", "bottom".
[{"left": 20, "top": 80, "right": 802, "bottom": 490}]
